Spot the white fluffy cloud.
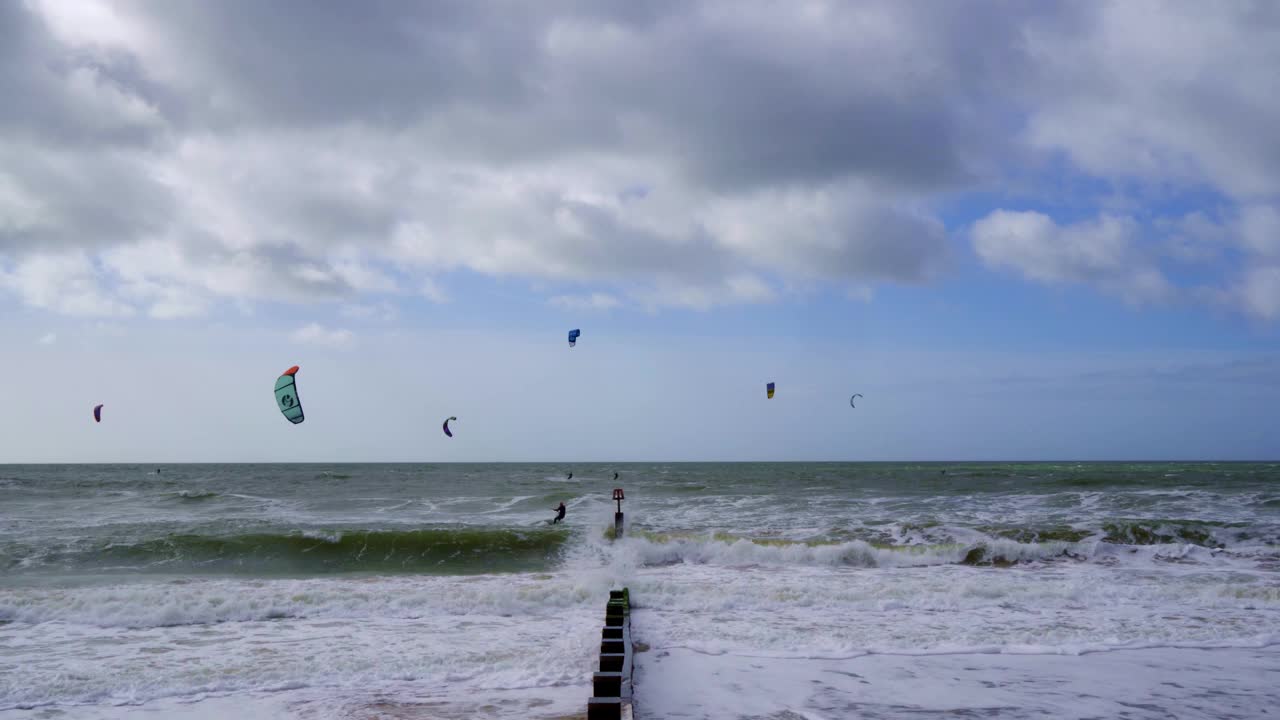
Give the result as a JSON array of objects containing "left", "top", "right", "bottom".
[
  {"left": 549, "top": 293, "right": 620, "bottom": 311},
  {"left": 974, "top": 202, "right": 1280, "bottom": 318},
  {"left": 1019, "top": 2, "right": 1280, "bottom": 200},
  {"left": 290, "top": 323, "right": 353, "bottom": 347},
  {"left": 418, "top": 279, "right": 449, "bottom": 305},
  {"left": 1006, "top": 2, "right": 1280, "bottom": 318},
  {"left": 972, "top": 210, "right": 1172, "bottom": 304},
  {"left": 0, "top": 251, "right": 135, "bottom": 317},
  {"left": 339, "top": 301, "right": 397, "bottom": 321},
  {"left": 1231, "top": 266, "right": 1280, "bottom": 321},
  {"left": 1239, "top": 205, "right": 1280, "bottom": 258}
]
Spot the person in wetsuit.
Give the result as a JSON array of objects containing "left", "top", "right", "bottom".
[{"left": 552, "top": 501, "right": 567, "bottom": 524}]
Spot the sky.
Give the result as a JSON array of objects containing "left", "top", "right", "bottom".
[{"left": 2, "top": 0, "right": 1279, "bottom": 462}]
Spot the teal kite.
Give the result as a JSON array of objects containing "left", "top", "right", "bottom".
[{"left": 274, "top": 366, "right": 304, "bottom": 424}]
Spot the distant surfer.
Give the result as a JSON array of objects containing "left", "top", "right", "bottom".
[
  {"left": 613, "top": 472, "right": 618, "bottom": 481},
  {"left": 566, "top": 472, "right": 573, "bottom": 480},
  {"left": 552, "top": 501, "right": 567, "bottom": 524}
]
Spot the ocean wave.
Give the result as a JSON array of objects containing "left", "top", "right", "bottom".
[
  {"left": 170, "top": 490, "right": 220, "bottom": 501},
  {"left": 1099, "top": 518, "right": 1257, "bottom": 546},
  {"left": 620, "top": 531, "right": 1075, "bottom": 568},
  {"left": 2, "top": 527, "right": 571, "bottom": 576},
  {"left": 618, "top": 528, "right": 1275, "bottom": 570}
]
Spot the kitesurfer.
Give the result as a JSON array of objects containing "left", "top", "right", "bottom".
[
  {"left": 613, "top": 472, "right": 618, "bottom": 481},
  {"left": 567, "top": 472, "right": 573, "bottom": 480},
  {"left": 552, "top": 501, "right": 567, "bottom": 524}
]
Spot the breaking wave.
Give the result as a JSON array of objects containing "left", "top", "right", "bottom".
[{"left": 1, "top": 527, "right": 572, "bottom": 575}]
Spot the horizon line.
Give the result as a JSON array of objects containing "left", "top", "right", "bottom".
[{"left": 2, "top": 459, "right": 1276, "bottom": 465}]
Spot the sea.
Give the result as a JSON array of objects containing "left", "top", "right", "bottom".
[{"left": 1, "top": 463, "right": 1278, "bottom": 719}]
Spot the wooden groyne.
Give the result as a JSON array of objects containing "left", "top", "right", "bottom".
[
  {"left": 587, "top": 587, "right": 633, "bottom": 719},
  {"left": 589, "top": 487, "right": 633, "bottom": 719}
]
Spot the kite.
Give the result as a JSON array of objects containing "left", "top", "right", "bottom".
[
  {"left": 766, "top": 382, "right": 775, "bottom": 399},
  {"left": 274, "top": 366, "right": 304, "bottom": 424},
  {"left": 850, "top": 394, "right": 863, "bottom": 408},
  {"left": 93, "top": 404, "right": 103, "bottom": 423},
  {"left": 568, "top": 329, "right": 581, "bottom": 347},
  {"left": 443, "top": 416, "right": 457, "bottom": 437}
]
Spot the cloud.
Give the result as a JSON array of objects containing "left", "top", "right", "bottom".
[
  {"left": 0, "top": 0, "right": 1277, "bottom": 320},
  {"left": 290, "top": 322, "right": 352, "bottom": 346},
  {"left": 1234, "top": 266, "right": 1280, "bottom": 321},
  {"left": 972, "top": 210, "right": 1172, "bottom": 304},
  {"left": 0, "top": 0, "right": 983, "bottom": 316},
  {"left": 1018, "top": 2, "right": 1280, "bottom": 199},
  {"left": 37, "top": 332, "right": 56, "bottom": 345},
  {"left": 846, "top": 286, "right": 875, "bottom": 303},
  {"left": 1150, "top": 204, "right": 1280, "bottom": 318},
  {"left": 1157, "top": 211, "right": 1234, "bottom": 264},
  {"left": 419, "top": 278, "right": 449, "bottom": 304},
  {"left": 973, "top": 211, "right": 1131, "bottom": 284},
  {"left": 1239, "top": 204, "right": 1280, "bottom": 258},
  {"left": 700, "top": 183, "right": 948, "bottom": 284},
  {"left": 0, "top": 251, "right": 135, "bottom": 317},
  {"left": 548, "top": 292, "right": 620, "bottom": 311},
  {"left": 339, "top": 301, "right": 397, "bottom": 321}
]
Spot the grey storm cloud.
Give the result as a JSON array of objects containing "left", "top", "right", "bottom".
[
  {"left": 1, "top": 0, "right": 1276, "bottom": 318},
  {"left": 130, "top": 0, "right": 1000, "bottom": 192}
]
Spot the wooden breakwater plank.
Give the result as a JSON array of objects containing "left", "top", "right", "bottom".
[
  {"left": 593, "top": 671, "right": 623, "bottom": 697},
  {"left": 587, "top": 697, "right": 622, "bottom": 720}
]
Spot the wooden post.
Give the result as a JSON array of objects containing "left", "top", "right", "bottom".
[{"left": 612, "top": 488, "right": 625, "bottom": 537}]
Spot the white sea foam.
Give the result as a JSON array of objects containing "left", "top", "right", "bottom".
[
  {"left": 635, "top": 645, "right": 1280, "bottom": 720},
  {"left": 0, "top": 572, "right": 610, "bottom": 629},
  {"left": 5, "top": 554, "right": 1278, "bottom": 717},
  {"left": 0, "top": 573, "right": 608, "bottom": 712}
]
